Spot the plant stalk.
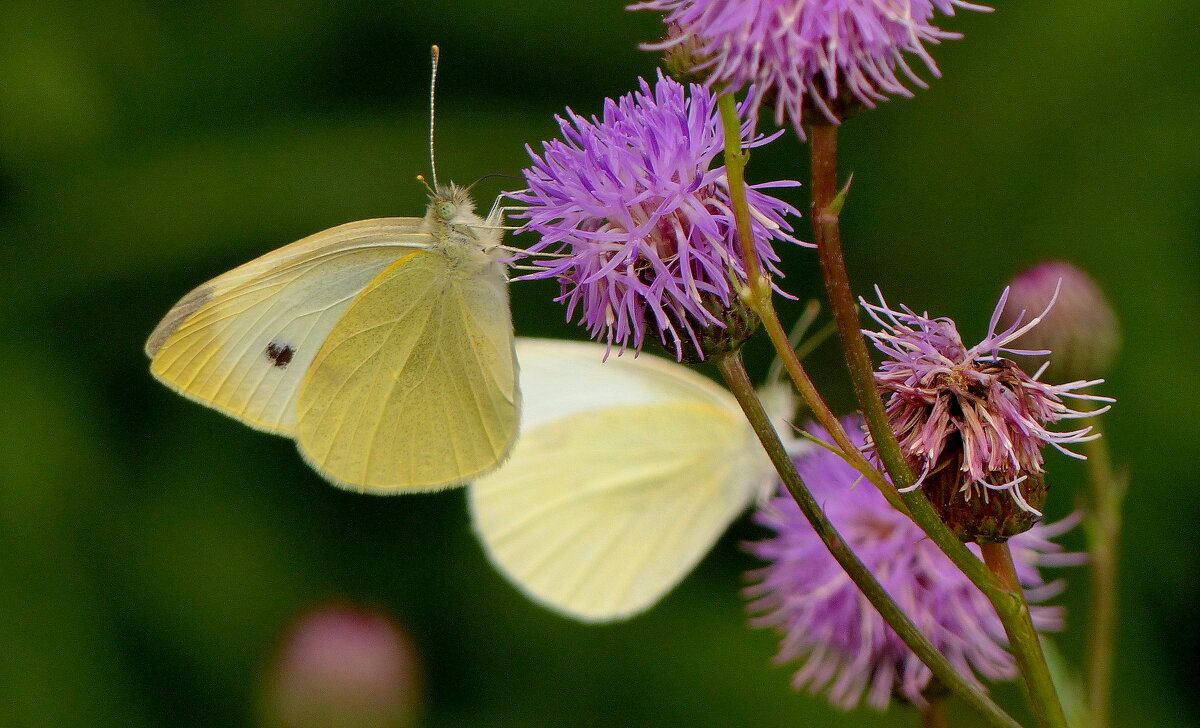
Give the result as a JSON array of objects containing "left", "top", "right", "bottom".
[
  {"left": 922, "top": 699, "right": 950, "bottom": 728},
  {"left": 1083, "top": 414, "right": 1123, "bottom": 728},
  {"left": 716, "top": 95, "right": 909, "bottom": 515},
  {"left": 805, "top": 122, "right": 1067, "bottom": 728},
  {"left": 717, "top": 352, "right": 1022, "bottom": 728},
  {"left": 981, "top": 543, "right": 1070, "bottom": 728}
]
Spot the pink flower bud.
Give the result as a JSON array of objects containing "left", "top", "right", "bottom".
[
  {"left": 261, "top": 604, "right": 422, "bottom": 728},
  {"left": 1000, "top": 261, "right": 1120, "bottom": 383}
]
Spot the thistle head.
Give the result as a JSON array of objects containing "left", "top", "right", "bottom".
[
  {"left": 506, "top": 71, "right": 804, "bottom": 361},
  {"left": 631, "top": 0, "right": 991, "bottom": 128},
  {"left": 861, "top": 287, "right": 1113, "bottom": 542}
]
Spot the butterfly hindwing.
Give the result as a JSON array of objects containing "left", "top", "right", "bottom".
[
  {"left": 470, "top": 338, "right": 770, "bottom": 622},
  {"left": 295, "top": 248, "right": 519, "bottom": 492},
  {"left": 146, "top": 218, "right": 431, "bottom": 435}
]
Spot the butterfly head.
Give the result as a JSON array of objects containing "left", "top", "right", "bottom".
[
  {"left": 428, "top": 183, "right": 478, "bottom": 226},
  {"left": 420, "top": 182, "right": 480, "bottom": 230}
]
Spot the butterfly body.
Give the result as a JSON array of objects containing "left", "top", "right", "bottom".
[{"left": 147, "top": 184, "right": 519, "bottom": 493}]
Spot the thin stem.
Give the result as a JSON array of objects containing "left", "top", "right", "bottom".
[
  {"left": 717, "top": 94, "right": 909, "bottom": 516},
  {"left": 757, "top": 300, "right": 911, "bottom": 514},
  {"left": 922, "top": 699, "right": 950, "bottom": 728},
  {"left": 719, "top": 98, "right": 1011, "bottom": 614},
  {"left": 716, "top": 98, "right": 1054, "bottom": 728},
  {"left": 803, "top": 127, "right": 1006, "bottom": 599},
  {"left": 981, "top": 542, "right": 1069, "bottom": 728},
  {"left": 1083, "top": 414, "right": 1122, "bottom": 728},
  {"left": 717, "top": 94, "right": 763, "bottom": 286},
  {"left": 808, "top": 124, "right": 911, "bottom": 492},
  {"left": 804, "top": 123, "right": 1066, "bottom": 728},
  {"left": 717, "top": 352, "right": 1023, "bottom": 728}
]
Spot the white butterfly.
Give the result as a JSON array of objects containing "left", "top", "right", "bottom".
[
  {"left": 147, "top": 47, "right": 520, "bottom": 493},
  {"left": 470, "top": 338, "right": 785, "bottom": 622},
  {"left": 146, "top": 184, "right": 519, "bottom": 493}
]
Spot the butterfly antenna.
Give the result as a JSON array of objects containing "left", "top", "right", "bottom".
[
  {"left": 466, "top": 172, "right": 523, "bottom": 192},
  {"left": 416, "top": 174, "right": 434, "bottom": 195},
  {"left": 429, "top": 44, "right": 441, "bottom": 191}
]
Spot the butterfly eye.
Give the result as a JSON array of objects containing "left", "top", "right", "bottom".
[{"left": 435, "top": 201, "right": 457, "bottom": 221}]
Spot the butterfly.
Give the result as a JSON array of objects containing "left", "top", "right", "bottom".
[
  {"left": 470, "top": 337, "right": 782, "bottom": 622},
  {"left": 146, "top": 46, "right": 519, "bottom": 493},
  {"left": 145, "top": 182, "right": 519, "bottom": 493}
]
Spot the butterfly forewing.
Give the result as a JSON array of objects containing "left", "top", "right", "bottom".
[
  {"left": 295, "top": 248, "right": 518, "bottom": 492},
  {"left": 146, "top": 218, "right": 431, "bottom": 434}
]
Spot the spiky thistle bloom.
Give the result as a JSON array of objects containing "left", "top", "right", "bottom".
[
  {"left": 999, "top": 261, "right": 1120, "bottom": 383},
  {"left": 631, "top": 0, "right": 990, "bottom": 127},
  {"left": 506, "top": 71, "right": 804, "bottom": 361},
  {"left": 746, "top": 417, "right": 1083, "bottom": 711},
  {"left": 861, "top": 287, "right": 1113, "bottom": 541}
]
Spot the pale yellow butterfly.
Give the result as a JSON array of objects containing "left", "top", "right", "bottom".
[
  {"left": 470, "top": 338, "right": 784, "bottom": 622},
  {"left": 146, "top": 48, "right": 518, "bottom": 493}
]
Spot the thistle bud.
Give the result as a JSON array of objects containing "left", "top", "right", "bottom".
[
  {"left": 261, "top": 604, "right": 422, "bottom": 728},
  {"left": 999, "top": 261, "right": 1120, "bottom": 383}
]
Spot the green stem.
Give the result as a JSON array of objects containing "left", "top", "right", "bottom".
[
  {"left": 717, "top": 95, "right": 909, "bottom": 516},
  {"left": 981, "top": 543, "right": 1070, "bottom": 728},
  {"left": 1083, "top": 414, "right": 1122, "bottom": 728},
  {"left": 805, "top": 123, "right": 1067, "bottom": 728},
  {"left": 717, "top": 353, "right": 1023, "bottom": 728},
  {"left": 804, "top": 126, "right": 996, "bottom": 579},
  {"left": 717, "top": 94, "right": 764, "bottom": 288},
  {"left": 922, "top": 699, "right": 950, "bottom": 728}
]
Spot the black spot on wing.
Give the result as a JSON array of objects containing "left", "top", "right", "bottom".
[{"left": 265, "top": 342, "right": 295, "bottom": 368}]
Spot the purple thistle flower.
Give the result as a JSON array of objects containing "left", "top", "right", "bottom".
[
  {"left": 861, "top": 286, "right": 1113, "bottom": 541},
  {"left": 746, "top": 416, "right": 1084, "bottom": 711},
  {"left": 506, "top": 71, "right": 804, "bottom": 360},
  {"left": 632, "top": 0, "right": 990, "bottom": 127}
]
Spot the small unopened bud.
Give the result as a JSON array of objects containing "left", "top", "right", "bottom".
[
  {"left": 261, "top": 604, "right": 422, "bottom": 728},
  {"left": 1000, "top": 261, "right": 1120, "bottom": 383}
]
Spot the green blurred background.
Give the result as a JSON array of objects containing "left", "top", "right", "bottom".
[{"left": 1, "top": 1, "right": 1196, "bottom": 726}]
